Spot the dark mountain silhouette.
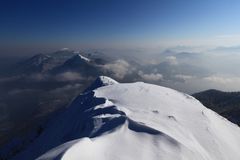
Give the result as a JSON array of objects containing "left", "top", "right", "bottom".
[
  {"left": 51, "top": 54, "right": 103, "bottom": 76},
  {"left": 11, "top": 50, "right": 76, "bottom": 75},
  {"left": 193, "top": 89, "right": 240, "bottom": 125}
]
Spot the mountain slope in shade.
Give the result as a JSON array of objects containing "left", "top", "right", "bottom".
[
  {"left": 193, "top": 89, "right": 240, "bottom": 126},
  {"left": 11, "top": 50, "right": 76, "bottom": 75},
  {"left": 10, "top": 49, "right": 107, "bottom": 76},
  {"left": 51, "top": 54, "right": 102, "bottom": 76},
  {"left": 13, "top": 77, "right": 240, "bottom": 160},
  {"left": 12, "top": 53, "right": 51, "bottom": 74}
]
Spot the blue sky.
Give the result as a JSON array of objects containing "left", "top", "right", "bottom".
[{"left": 1, "top": 0, "right": 240, "bottom": 55}]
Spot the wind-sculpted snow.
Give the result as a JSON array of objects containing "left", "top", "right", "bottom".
[
  {"left": 85, "top": 76, "right": 118, "bottom": 92},
  {"left": 13, "top": 76, "right": 240, "bottom": 160}
]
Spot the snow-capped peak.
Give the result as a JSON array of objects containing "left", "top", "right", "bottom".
[
  {"left": 77, "top": 54, "right": 90, "bottom": 62},
  {"left": 26, "top": 54, "right": 50, "bottom": 66},
  {"left": 63, "top": 54, "right": 91, "bottom": 65}
]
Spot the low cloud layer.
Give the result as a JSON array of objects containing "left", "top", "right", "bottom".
[
  {"left": 174, "top": 74, "right": 194, "bottom": 81},
  {"left": 165, "top": 56, "right": 178, "bottom": 65},
  {"left": 102, "top": 59, "right": 132, "bottom": 79},
  {"left": 138, "top": 71, "right": 163, "bottom": 81},
  {"left": 55, "top": 72, "right": 83, "bottom": 82},
  {"left": 203, "top": 75, "right": 240, "bottom": 84}
]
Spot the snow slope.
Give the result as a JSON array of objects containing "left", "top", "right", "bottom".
[{"left": 14, "top": 76, "right": 240, "bottom": 160}]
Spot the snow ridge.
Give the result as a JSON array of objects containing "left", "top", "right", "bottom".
[
  {"left": 13, "top": 77, "right": 240, "bottom": 160},
  {"left": 77, "top": 54, "right": 90, "bottom": 62},
  {"left": 85, "top": 76, "right": 118, "bottom": 92}
]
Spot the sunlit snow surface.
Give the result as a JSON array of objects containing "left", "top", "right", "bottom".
[{"left": 15, "top": 77, "right": 240, "bottom": 160}]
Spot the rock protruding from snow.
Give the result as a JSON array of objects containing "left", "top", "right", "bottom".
[
  {"left": 85, "top": 76, "right": 119, "bottom": 91},
  {"left": 13, "top": 79, "right": 240, "bottom": 160}
]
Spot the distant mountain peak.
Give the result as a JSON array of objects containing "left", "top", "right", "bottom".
[
  {"left": 12, "top": 53, "right": 51, "bottom": 74},
  {"left": 62, "top": 54, "right": 90, "bottom": 66},
  {"left": 77, "top": 54, "right": 90, "bottom": 62},
  {"left": 29, "top": 53, "right": 50, "bottom": 64}
]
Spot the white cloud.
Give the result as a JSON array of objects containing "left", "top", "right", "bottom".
[
  {"left": 175, "top": 74, "right": 194, "bottom": 81},
  {"left": 216, "top": 34, "right": 240, "bottom": 39},
  {"left": 49, "top": 83, "right": 82, "bottom": 94},
  {"left": 102, "top": 60, "right": 131, "bottom": 79},
  {"left": 203, "top": 75, "right": 236, "bottom": 84},
  {"left": 138, "top": 71, "right": 163, "bottom": 81},
  {"left": 165, "top": 56, "right": 178, "bottom": 65},
  {"left": 55, "top": 72, "right": 83, "bottom": 81}
]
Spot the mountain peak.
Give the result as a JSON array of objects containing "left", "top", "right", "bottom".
[
  {"left": 14, "top": 53, "right": 50, "bottom": 73},
  {"left": 85, "top": 76, "right": 118, "bottom": 92},
  {"left": 77, "top": 54, "right": 90, "bottom": 62},
  {"left": 63, "top": 54, "right": 90, "bottom": 66}
]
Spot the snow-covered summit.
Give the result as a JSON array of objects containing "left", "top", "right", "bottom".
[
  {"left": 97, "top": 76, "right": 119, "bottom": 85},
  {"left": 13, "top": 77, "right": 240, "bottom": 160},
  {"left": 85, "top": 76, "right": 118, "bottom": 91}
]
